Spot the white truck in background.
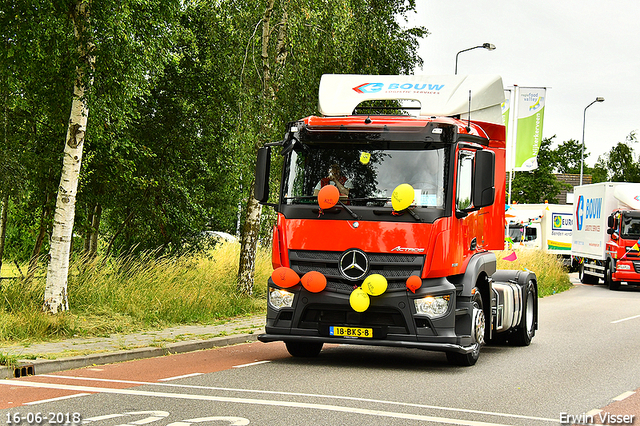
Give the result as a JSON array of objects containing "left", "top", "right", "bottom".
[
  {"left": 571, "top": 182, "right": 640, "bottom": 290},
  {"left": 506, "top": 203, "right": 573, "bottom": 261}
]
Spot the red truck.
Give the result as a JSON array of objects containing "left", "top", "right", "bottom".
[
  {"left": 571, "top": 182, "right": 640, "bottom": 290},
  {"left": 254, "top": 74, "right": 538, "bottom": 365}
]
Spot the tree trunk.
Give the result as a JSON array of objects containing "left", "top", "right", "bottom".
[
  {"left": 0, "top": 193, "right": 8, "bottom": 276},
  {"left": 43, "top": 0, "right": 94, "bottom": 314},
  {"left": 236, "top": 0, "right": 286, "bottom": 296},
  {"left": 83, "top": 202, "right": 101, "bottom": 259},
  {"left": 88, "top": 203, "right": 101, "bottom": 258},
  {"left": 84, "top": 205, "right": 93, "bottom": 254},
  {"left": 27, "top": 193, "right": 52, "bottom": 280},
  {"left": 237, "top": 190, "right": 262, "bottom": 295}
]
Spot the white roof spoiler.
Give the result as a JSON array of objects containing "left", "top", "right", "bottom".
[
  {"left": 613, "top": 184, "right": 640, "bottom": 210},
  {"left": 318, "top": 74, "right": 505, "bottom": 125}
]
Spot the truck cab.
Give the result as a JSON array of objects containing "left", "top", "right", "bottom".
[
  {"left": 605, "top": 210, "right": 640, "bottom": 289},
  {"left": 255, "top": 75, "right": 538, "bottom": 366}
]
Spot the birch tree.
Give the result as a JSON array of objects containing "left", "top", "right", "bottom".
[
  {"left": 43, "top": 0, "right": 94, "bottom": 313},
  {"left": 43, "top": 0, "right": 179, "bottom": 313}
]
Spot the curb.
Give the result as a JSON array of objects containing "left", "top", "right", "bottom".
[{"left": 0, "top": 332, "right": 261, "bottom": 379}]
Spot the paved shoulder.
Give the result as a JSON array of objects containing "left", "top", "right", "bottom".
[{"left": 0, "top": 315, "right": 265, "bottom": 378}]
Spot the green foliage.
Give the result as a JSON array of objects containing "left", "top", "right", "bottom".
[
  {"left": 1, "top": 1, "right": 428, "bottom": 265},
  {"left": 553, "top": 139, "right": 588, "bottom": 174},
  {"left": 592, "top": 132, "right": 640, "bottom": 183}
]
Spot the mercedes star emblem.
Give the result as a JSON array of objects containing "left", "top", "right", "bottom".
[{"left": 339, "top": 249, "right": 369, "bottom": 281}]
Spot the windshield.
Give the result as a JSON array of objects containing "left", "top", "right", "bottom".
[
  {"left": 282, "top": 146, "right": 449, "bottom": 208},
  {"left": 621, "top": 215, "right": 640, "bottom": 238},
  {"left": 507, "top": 225, "right": 536, "bottom": 242}
]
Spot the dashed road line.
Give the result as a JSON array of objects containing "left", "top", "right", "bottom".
[
  {"left": 611, "top": 313, "right": 640, "bottom": 323},
  {"left": 24, "top": 393, "right": 92, "bottom": 406},
  {"left": 159, "top": 373, "right": 203, "bottom": 381},
  {"left": 612, "top": 391, "right": 636, "bottom": 401},
  {"left": 232, "top": 361, "right": 271, "bottom": 368}
]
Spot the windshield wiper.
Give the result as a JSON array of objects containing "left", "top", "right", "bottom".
[
  {"left": 372, "top": 207, "right": 422, "bottom": 222},
  {"left": 337, "top": 200, "right": 359, "bottom": 220},
  {"left": 284, "top": 196, "right": 359, "bottom": 219}
]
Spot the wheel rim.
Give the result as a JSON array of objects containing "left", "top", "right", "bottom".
[
  {"left": 473, "top": 303, "right": 486, "bottom": 346},
  {"left": 525, "top": 289, "right": 535, "bottom": 337}
]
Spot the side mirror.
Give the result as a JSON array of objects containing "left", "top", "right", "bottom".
[
  {"left": 254, "top": 147, "right": 271, "bottom": 203},
  {"left": 473, "top": 150, "right": 495, "bottom": 208},
  {"left": 607, "top": 215, "right": 615, "bottom": 228}
]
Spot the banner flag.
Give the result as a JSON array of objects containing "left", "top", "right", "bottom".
[{"left": 514, "top": 88, "right": 546, "bottom": 171}]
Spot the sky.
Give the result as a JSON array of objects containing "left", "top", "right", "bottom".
[{"left": 405, "top": 0, "right": 640, "bottom": 167}]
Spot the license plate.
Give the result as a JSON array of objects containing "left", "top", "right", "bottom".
[{"left": 329, "top": 326, "right": 373, "bottom": 338}]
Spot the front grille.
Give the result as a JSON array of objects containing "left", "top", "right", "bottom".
[
  {"left": 288, "top": 249, "right": 424, "bottom": 293},
  {"left": 300, "top": 304, "right": 409, "bottom": 334}
]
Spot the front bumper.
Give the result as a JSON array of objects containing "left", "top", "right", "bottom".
[
  {"left": 258, "top": 333, "right": 479, "bottom": 354},
  {"left": 261, "top": 277, "right": 478, "bottom": 355}
]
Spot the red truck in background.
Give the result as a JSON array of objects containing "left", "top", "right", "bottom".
[
  {"left": 572, "top": 182, "right": 640, "bottom": 290},
  {"left": 254, "top": 74, "right": 538, "bottom": 366}
]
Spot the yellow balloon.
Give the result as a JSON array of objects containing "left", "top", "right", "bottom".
[
  {"left": 360, "top": 152, "right": 371, "bottom": 164},
  {"left": 391, "top": 183, "right": 415, "bottom": 211},
  {"left": 349, "top": 287, "right": 370, "bottom": 312},
  {"left": 363, "top": 274, "right": 387, "bottom": 296}
]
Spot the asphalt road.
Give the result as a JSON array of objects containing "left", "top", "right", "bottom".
[{"left": 1, "top": 283, "right": 639, "bottom": 425}]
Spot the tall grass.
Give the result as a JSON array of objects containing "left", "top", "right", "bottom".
[
  {"left": 495, "top": 249, "right": 573, "bottom": 297},
  {"left": 0, "top": 242, "right": 272, "bottom": 344},
  {"left": 0, "top": 244, "right": 572, "bottom": 344}
]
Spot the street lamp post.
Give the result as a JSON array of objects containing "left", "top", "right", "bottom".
[
  {"left": 454, "top": 43, "right": 496, "bottom": 74},
  {"left": 580, "top": 97, "right": 605, "bottom": 185}
]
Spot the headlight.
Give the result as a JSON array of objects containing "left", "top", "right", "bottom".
[
  {"left": 269, "top": 288, "right": 295, "bottom": 310},
  {"left": 414, "top": 295, "right": 450, "bottom": 318},
  {"left": 617, "top": 263, "right": 632, "bottom": 271}
]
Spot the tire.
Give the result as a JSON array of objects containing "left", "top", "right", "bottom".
[
  {"left": 606, "top": 262, "right": 621, "bottom": 291},
  {"left": 285, "top": 341, "right": 323, "bottom": 357},
  {"left": 579, "top": 262, "right": 598, "bottom": 284},
  {"left": 509, "top": 279, "right": 536, "bottom": 346},
  {"left": 447, "top": 289, "right": 484, "bottom": 366}
]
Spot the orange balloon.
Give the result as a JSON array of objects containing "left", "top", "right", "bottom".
[
  {"left": 406, "top": 275, "right": 422, "bottom": 293},
  {"left": 301, "top": 271, "right": 327, "bottom": 293},
  {"left": 271, "top": 267, "right": 300, "bottom": 288},
  {"left": 318, "top": 185, "right": 340, "bottom": 209}
]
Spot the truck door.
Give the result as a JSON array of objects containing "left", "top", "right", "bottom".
[{"left": 456, "top": 149, "right": 481, "bottom": 257}]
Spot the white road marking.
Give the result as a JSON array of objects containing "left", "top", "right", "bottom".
[
  {"left": 612, "top": 391, "right": 635, "bottom": 401},
  {"left": 232, "top": 361, "right": 270, "bottom": 368},
  {"left": 3, "top": 379, "right": 556, "bottom": 425},
  {"left": 40, "top": 374, "right": 556, "bottom": 423},
  {"left": 24, "top": 393, "right": 92, "bottom": 405},
  {"left": 167, "top": 417, "right": 249, "bottom": 426},
  {"left": 82, "top": 411, "right": 170, "bottom": 425},
  {"left": 611, "top": 314, "right": 640, "bottom": 323},
  {"left": 158, "top": 373, "right": 203, "bottom": 381}
]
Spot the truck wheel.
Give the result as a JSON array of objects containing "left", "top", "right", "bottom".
[
  {"left": 446, "top": 289, "right": 484, "bottom": 366},
  {"left": 510, "top": 279, "right": 536, "bottom": 346},
  {"left": 605, "top": 263, "right": 621, "bottom": 291},
  {"left": 285, "top": 341, "right": 323, "bottom": 357},
  {"left": 579, "top": 262, "right": 598, "bottom": 284}
]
